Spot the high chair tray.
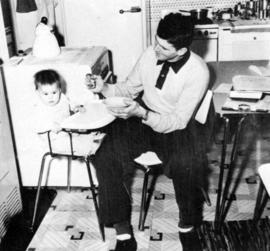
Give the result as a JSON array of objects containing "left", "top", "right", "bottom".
[{"left": 61, "top": 101, "right": 115, "bottom": 130}]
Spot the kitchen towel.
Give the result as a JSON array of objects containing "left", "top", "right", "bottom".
[{"left": 16, "top": 0, "right": 37, "bottom": 13}]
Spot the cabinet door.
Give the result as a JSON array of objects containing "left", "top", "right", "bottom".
[
  {"left": 0, "top": 66, "right": 22, "bottom": 241},
  {"left": 0, "top": 65, "right": 21, "bottom": 188},
  {"left": 0, "top": 68, "right": 15, "bottom": 180},
  {"left": 60, "top": 0, "right": 146, "bottom": 81},
  {"left": 219, "top": 29, "right": 270, "bottom": 61}
]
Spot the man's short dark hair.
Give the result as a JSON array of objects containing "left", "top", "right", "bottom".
[{"left": 157, "top": 13, "right": 194, "bottom": 50}]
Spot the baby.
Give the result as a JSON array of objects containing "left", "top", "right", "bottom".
[{"left": 33, "top": 69, "right": 104, "bottom": 155}]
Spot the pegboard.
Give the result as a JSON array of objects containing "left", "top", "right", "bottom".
[
  {"left": 144, "top": 0, "right": 243, "bottom": 45},
  {"left": 146, "top": 0, "right": 243, "bottom": 23}
]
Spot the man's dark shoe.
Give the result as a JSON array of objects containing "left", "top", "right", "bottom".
[
  {"left": 179, "top": 230, "right": 202, "bottom": 251},
  {"left": 114, "top": 236, "right": 137, "bottom": 251}
]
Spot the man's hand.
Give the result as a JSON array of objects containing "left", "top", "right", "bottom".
[
  {"left": 85, "top": 74, "right": 105, "bottom": 93},
  {"left": 107, "top": 98, "right": 147, "bottom": 120}
]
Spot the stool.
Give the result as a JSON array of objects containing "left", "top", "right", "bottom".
[
  {"left": 31, "top": 130, "right": 105, "bottom": 241},
  {"left": 134, "top": 151, "right": 211, "bottom": 231},
  {"left": 253, "top": 163, "right": 270, "bottom": 224}
]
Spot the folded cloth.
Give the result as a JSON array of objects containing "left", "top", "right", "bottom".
[
  {"left": 16, "top": 0, "right": 37, "bottom": 13},
  {"left": 134, "top": 151, "right": 162, "bottom": 166}
]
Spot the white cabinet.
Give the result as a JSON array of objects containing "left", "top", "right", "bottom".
[
  {"left": 218, "top": 27, "right": 270, "bottom": 61},
  {"left": 0, "top": 65, "right": 22, "bottom": 243},
  {"left": 0, "top": 1, "right": 10, "bottom": 60},
  {"left": 59, "top": 0, "right": 147, "bottom": 81}
]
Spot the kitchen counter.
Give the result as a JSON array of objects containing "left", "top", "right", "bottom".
[
  {"left": 207, "top": 60, "right": 270, "bottom": 90},
  {"left": 208, "top": 60, "right": 270, "bottom": 115},
  {"left": 215, "top": 18, "right": 270, "bottom": 29}
]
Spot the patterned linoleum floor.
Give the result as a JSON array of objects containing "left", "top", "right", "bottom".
[{"left": 26, "top": 117, "right": 270, "bottom": 251}]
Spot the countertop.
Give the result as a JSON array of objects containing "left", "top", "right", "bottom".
[
  {"left": 208, "top": 60, "right": 270, "bottom": 116},
  {"left": 6, "top": 46, "right": 107, "bottom": 67},
  {"left": 215, "top": 18, "right": 270, "bottom": 29}
]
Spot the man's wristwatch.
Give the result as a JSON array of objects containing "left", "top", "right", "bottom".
[{"left": 142, "top": 109, "right": 149, "bottom": 121}]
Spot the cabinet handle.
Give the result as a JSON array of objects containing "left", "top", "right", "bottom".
[
  {"left": 119, "top": 6, "right": 141, "bottom": 14},
  {"left": 253, "top": 36, "right": 257, "bottom": 40}
]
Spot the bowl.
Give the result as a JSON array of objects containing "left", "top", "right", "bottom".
[{"left": 103, "top": 97, "right": 129, "bottom": 108}]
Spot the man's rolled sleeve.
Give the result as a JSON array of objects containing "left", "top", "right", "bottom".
[{"left": 142, "top": 111, "right": 161, "bottom": 129}]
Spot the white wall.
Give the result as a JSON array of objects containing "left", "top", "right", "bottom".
[
  {"left": 60, "top": 0, "right": 146, "bottom": 81},
  {"left": 9, "top": 0, "right": 64, "bottom": 51}
]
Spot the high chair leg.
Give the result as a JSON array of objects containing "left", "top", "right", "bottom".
[
  {"left": 85, "top": 157, "right": 105, "bottom": 242},
  {"left": 31, "top": 152, "right": 50, "bottom": 230},
  {"left": 67, "top": 157, "right": 71, "bottom": 192},
  {"left": 44, "top": 158, "right": 53, "bottom": 187}
]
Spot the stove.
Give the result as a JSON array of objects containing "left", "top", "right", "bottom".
[
  {"left": 194, "top": 17, "right": 214, "bottom": 25},
  {"left": 194, "top": 24, "right": 219, "bottom": 39},
  {"left": 193, "top": 18, "right": 219, "bottom": 40},
  {"left": 191, "top": 19, "right": 219, "bottom": 62}
]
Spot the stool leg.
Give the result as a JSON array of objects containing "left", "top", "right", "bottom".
[
  {"left": 85, "top": 157, "right": 105, "bottom": 242},
  {"left": 139, "top": 167, "right": 150, "bottom": 231},
  {"left": 67, "top": 157, "right": 71, "bottom": 193},
  {"left": 253, "top": 180, "right": 269, "bottom": 224},
  {"left": 31, "top": 153, "right": 50, "bottom": 230},
  {"left": 200, "top": 187, "right": 211, "bottom": 207}
]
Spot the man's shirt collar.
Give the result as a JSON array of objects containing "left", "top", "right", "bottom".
[{"left": 156, "top": 50, "right": 191, "bottom": 73}]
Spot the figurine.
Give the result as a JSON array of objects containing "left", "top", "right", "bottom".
[{"left": 32, "top": 17, "right": 60, "bottom": 58}]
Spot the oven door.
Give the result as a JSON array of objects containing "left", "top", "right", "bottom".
[{"left": 191, "top": 38, "right": 218, "bottom": 62}]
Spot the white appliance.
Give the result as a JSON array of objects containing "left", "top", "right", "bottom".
[
  {"left": 0, "top": 65, "right": 22, "bottom": 243},
  {"left": 219, "top": 20, "right": 270, "bottom": 61},
  {"left": 59, "top": 0, "right": 147, "bottom": 81},
  {"left": 3, "top": 47, "right": 110, "bottom": 187},
  {"left": 0, "top": 0, "right": 15, "bottom": 60}
]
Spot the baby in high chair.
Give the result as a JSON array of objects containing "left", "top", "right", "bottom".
[{"left": 33, "top": 69, "right": 105, "bottom": 155}]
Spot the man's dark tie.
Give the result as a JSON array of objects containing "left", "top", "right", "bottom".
[{"left": 155, "top": 61, "right": 170, "bottom": 89}]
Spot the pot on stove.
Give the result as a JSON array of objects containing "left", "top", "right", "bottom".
[
  {"left": 190, "top": 9, "right": 209, "bottom": 21},
  {"left": 180, "top": 9, "right": 209, "bottom": 22}
]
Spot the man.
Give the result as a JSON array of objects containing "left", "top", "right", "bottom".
[{"left": 90, "top": 13, "right": 211, "bottom": 250}]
